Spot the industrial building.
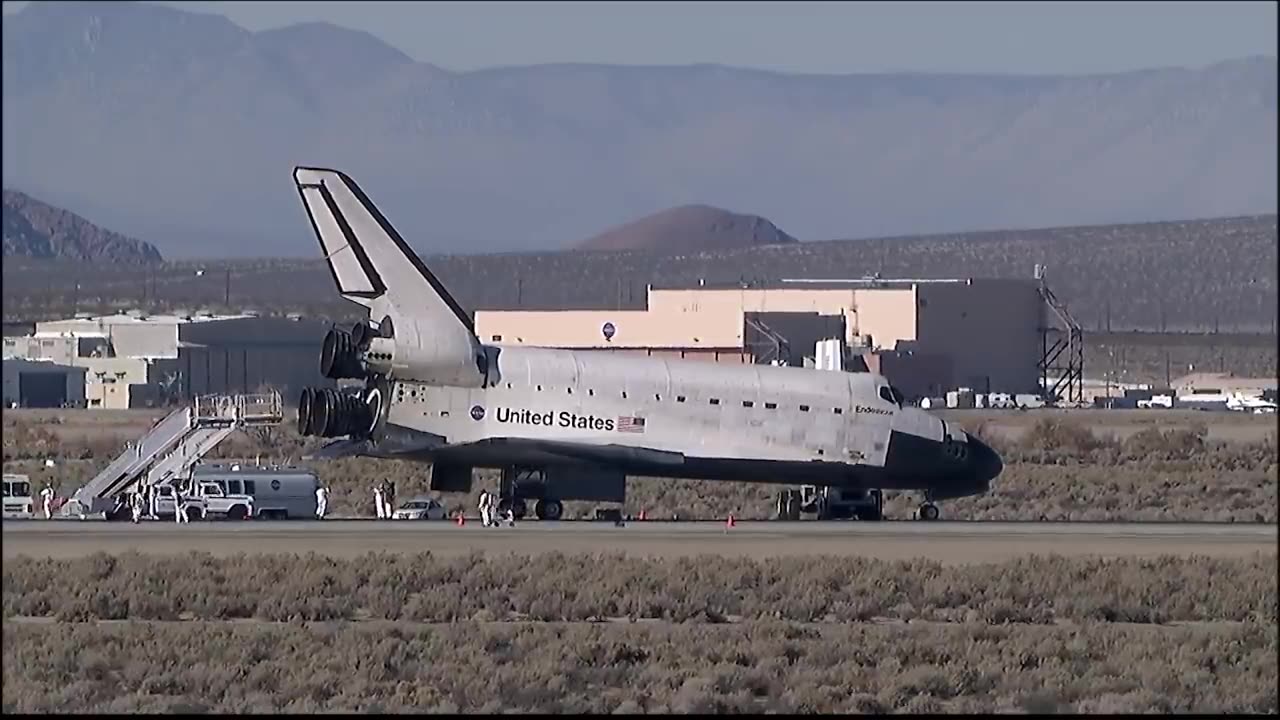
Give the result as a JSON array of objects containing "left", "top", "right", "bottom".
[
  {"left": 2, "top": 358, "right": 87, "bottom": 408},
  {"left": 3, "top": 312, "right": 334, "bottom": 408},
  {"left": 475, "top": 277, "right": 1076, "bottom": 401}
]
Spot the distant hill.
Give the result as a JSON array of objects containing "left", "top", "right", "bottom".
[
  {"left": 1, "top": 1, "right": 1275, "bottom": 257},
  {"left": 576, "top": 205, "right": 799, "bottom": 252},
  {"left": 2, "top": 189, "right": 162, "bottom": 263},
  {"left": 3, "top": 215, "right": 1274, "bottom": 335}
]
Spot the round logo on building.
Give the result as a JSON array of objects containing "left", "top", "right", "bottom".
[
  {"left": 602, "top": 322, "right": 616, "bottom": 341},
  {"left": 470, "top": 405, "right": 485, "bottom": 421},
  {"left": 271, "top": 479, "right": 281, "bottom": 491}
]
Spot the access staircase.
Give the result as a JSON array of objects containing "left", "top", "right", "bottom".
[
  {"left": 64, "top": 392, "right": 283, "bottom": 517},
  {"left": 1036, "top": 279, "right": 1085, "bottom": 406}
]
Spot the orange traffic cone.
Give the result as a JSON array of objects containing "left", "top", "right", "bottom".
[
  {"left": 725, "top": 514, "right": 736, "bottom": 529},
  {"left": 456, "top": 512, "right": 465, "bottom": 526},
  {"left": 638, "top": 509, "right": 646, "bottom": 521}
]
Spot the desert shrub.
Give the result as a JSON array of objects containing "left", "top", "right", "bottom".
[
  {"left": 4, "top": 552, "right": 1275, "bottom": 626},
  {"left": 3, "top": 621, "right": 1275, "bottom": 713}
]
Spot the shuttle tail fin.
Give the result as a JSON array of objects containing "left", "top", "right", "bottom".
[{"left": 292, "top": 167, "right": 476, "bottom": 341}]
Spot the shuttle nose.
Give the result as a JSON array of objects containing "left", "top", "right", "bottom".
[{"left": 968, "top": 435, "right": 1003, "bottom": 485}]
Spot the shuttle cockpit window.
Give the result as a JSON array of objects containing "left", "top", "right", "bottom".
[{"left": 879, "top": 385, "right": 904, "bottom": 407}]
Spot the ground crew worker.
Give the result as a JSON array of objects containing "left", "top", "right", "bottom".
[
  {"left": 383, "top": 479, "right": 396, "bottom": 517},
  {"left": 130, "top": 492, "right": 143, "bottom": 523},
  {"left": 315, "top": 485, "right": 329, "bottom": 519},
  {"left": 173, "top": 486, "right": 184, "bottom": 524},
  {"left": 40, "top": 484, "right": 54, "bottom": 519},
  {"left": 478, "top": 489, "right": 492, "bottom": 526},
  {"left": 373, "top": 483, "right": 385, "bottom": 519}
]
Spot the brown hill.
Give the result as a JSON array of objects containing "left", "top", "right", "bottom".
[
  {"left": 575, "top": 205, "right": 800, "bottom": 252},
  {"left": 2, "top": 189, "right": 162, "bottom": 264}
]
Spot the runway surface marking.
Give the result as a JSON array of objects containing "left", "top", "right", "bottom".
[{"left": 4, "top": 520, "right": 1275, "bottom": 564}]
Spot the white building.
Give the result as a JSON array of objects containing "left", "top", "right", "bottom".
[{"left": 4, "top": 312, "right": 251, "bottom": 409}]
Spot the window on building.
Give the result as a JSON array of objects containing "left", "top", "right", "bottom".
[
  {"left": 677, "top": 395, "right": 686, "bottom": 403},
  {"left": 743, "top": 400, "right": 754, "bottom": 408},
  {"left": 765, "top": 402, "right": 777, "bottom": 410},
  {"left": 834, "top": 408, "right": 843, "bottom": 414},
  {"left": 243, "top": 480, "right": 257, "bottom": 495},
  {"left": 709, "top": 398, "right": 720, "bottom": 405},
  {"left": 799, "top": 404, "right": 810, "bottom": 412}
]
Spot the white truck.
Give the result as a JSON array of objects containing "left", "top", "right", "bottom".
[
  {"left": 3, "top": 474, "right": 35, "bottom": 519},
  {"left": 149, "top": 481, "right": 254, "bottom": 521}
]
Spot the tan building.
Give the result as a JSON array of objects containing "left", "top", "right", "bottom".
[
  {"left": 475, "top": 278, "right": 1045, "bottom": 398},
  {"left": 1172, "top": 372, "right": 1277, "bottom": 397}
]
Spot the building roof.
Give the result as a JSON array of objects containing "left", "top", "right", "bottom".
[
  {"left": 3, "top": 357, "right": 87, "bottom": 374},
  {"left": 1171, "top": 372, "right": 1277, "bottom": 392}
]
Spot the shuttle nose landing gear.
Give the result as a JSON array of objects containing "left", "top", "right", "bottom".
[{"left": 915, "top": 492, "right": 941, "bottom": 521}]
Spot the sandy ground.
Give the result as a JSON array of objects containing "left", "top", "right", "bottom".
[{"left": 4, "top": 520, "right": 1274, "bottom": 565}]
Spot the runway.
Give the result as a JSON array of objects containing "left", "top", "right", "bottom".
[{"left": 4, "top": 519, "right": 1275, "bottom": 564}]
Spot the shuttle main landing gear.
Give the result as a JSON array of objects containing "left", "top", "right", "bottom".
[
  {"left": 497, "top": 467, "right": 566, "bottom": 521},
  {"left": 781, "top": 486, "right": 883, "bottom": 521}
]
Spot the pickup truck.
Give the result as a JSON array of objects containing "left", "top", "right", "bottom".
[{"left": 151, "top": 481, "right": 254, "bottom": 521}]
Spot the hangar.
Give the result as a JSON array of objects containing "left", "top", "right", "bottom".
[
  {"left": 2, "top": 358, "right": 87, "bottom": 409},
  {"left": 475, "top": 277, "right": 1083, "bottom": 402}
]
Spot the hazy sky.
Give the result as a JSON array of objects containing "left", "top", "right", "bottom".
[{"left": 3, "top": 0, "right": 1276, "bottom": 74}]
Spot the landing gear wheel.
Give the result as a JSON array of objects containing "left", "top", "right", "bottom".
[
  {"left": 499, "top": 498, "right": 529, "bottom": 520},
  {"left": 917, "top": 503, "right": 940, "bottom": 521},
  {"left": 535, "top": 498, "right": 564, "bottom": 521}
]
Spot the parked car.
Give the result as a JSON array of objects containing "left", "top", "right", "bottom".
[{"left": 392, "top": 497, "right": 448, "bottom": 520}]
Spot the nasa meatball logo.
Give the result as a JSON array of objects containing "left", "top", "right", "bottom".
[
  {"left": 470, "top": 405, "right": 486, "bottom": 421},
  {"left": 602, "top": 321, "right": 616, "bottom": 341}
]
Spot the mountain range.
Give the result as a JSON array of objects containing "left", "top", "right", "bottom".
[
  {"left": 2, "top": 1, "right": 1276, "bottom": 258},
  {"left": 3, "top": 188, "right": 162, "bottom": 263}
]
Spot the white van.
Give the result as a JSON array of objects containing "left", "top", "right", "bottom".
[
  {"left": 3, "top": 474, "right": 35, "bottom": 519},
  {"left": 194, "top": 463, "right": 319, "bottom": 519}
]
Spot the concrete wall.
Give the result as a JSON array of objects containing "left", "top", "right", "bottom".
[
  {"left": 475, "top": 307, "right": 744, "bottom": 349},
  {"left": 81, "top": 358, "right": 151, "bottom": 409},
  {"left": 2, "top": 335, "right": 77, "bottom": 365},
  {"left": 913, "top": 280, "right": 1043, "bottom": 394}
]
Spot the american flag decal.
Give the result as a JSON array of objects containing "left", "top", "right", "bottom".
[{"left": 616, "top": 416, "right": 647, "bottom": 433}]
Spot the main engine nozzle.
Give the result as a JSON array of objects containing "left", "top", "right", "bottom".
[
  {"left": 320, "top": 327, "right": 368, "bottom": 380},
  {"left": 297, "top": 386, "right": 377, "bottom": 439}
]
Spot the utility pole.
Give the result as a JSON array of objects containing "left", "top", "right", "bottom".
[{"left": 224, "top": 268, "right": 232, "bottom": 307}]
